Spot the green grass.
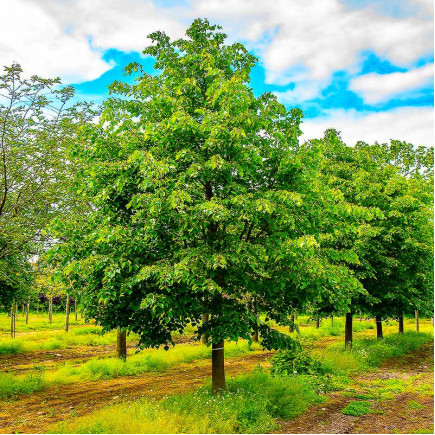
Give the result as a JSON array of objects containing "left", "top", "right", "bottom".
[
  {"left": 312, "top": 331, "right": 433, "bottom": 375},
  {"left": 408, "top": 400, "right": 423, "bottom": 410},
  {"left": 0, "top": 372, "right": 44, "bottom": 399},
  {"left": 0, "top": 328, "right": 118, "bottom": 355},
  {"left": 54, "top": 370, "right": 321, "bottom": 434},
  {"left": 341, "top": 400, "right": 372, "bottom": 416},
  {"left": 0, "top": 340, "right": 261, "bottom": 398}
]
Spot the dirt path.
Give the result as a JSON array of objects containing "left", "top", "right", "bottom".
[
  {"left": 278, "top": 343, "right": 434, "bottom": 434},
  {"left": 0, "top": 351, "right": 272, "bottom": 434}
]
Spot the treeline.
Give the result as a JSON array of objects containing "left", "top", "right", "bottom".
[{"left": 0, "top": 19, "right": 433, "bottom": 393}]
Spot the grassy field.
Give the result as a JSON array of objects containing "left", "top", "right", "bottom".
[{"left": 0, "top": 311, "right": 433, "bottom": 434}]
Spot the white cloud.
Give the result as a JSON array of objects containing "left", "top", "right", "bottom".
[
  {"left": 301, "top": 107, "right": 434, "bottom": 146},
  {"left": 0, "top": 0, "right": 112, "bottom": 82},
  {"left": 1, "top": 0, "right": 433, "bottom": 90},
  {"left": 349, "top": 64, "right": 434, "bottom": 104},
  {"left": 192, "top": 0, "right": 433, "bottom": 87}
]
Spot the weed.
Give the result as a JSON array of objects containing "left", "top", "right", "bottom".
[
  {"left": 341, "top": 400, "right": 372, "bottom": 416},
  {"left": 408, "top": 400, "right": 423, "bottom": 410}
]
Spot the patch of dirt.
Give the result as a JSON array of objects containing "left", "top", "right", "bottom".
[
  {"left": 278, "top": 343, "right": 434, "bottom": 434},
  {"left": 0, "top": 351, "right": 272, "bottom": 434}
]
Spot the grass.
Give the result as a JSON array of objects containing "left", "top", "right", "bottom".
[
  {"left": 54, "top": 370, "right": 322, "bottom": 434},
  {"left": 312, "top": 331, "right": 434, "bottom": 375},
  {"left": 0, "top": 372, "right": 44, "bottom": 398},
  {"left": 0, "top": 327, "right": 119, "bottom": 355},
  {"left": 0, "top": 340, "right": 261, "bottom": 398},
  {"left": 341, "top": 400, "right": 373, "bottom": 416}
]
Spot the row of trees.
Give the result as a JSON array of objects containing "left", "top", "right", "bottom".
[{"left": 1, "top": 20, "right": 433, "bottom": 392}]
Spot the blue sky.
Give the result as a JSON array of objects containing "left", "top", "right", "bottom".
[{"left": 2, "top": 0, "right": 433, "bottom": 145}]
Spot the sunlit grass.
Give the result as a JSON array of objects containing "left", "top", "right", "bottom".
[
  {"left": 54, "top": 370, "right": 321, "bottom": 434},
  {"left": 0, "top": 340, "right": 262, "bottom": 398}
]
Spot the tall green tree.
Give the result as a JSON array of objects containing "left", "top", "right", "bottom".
[
  {"left": 0, "top": 63, "right": 94, "bottom": 308},
  {"left": 49, "top": 19, "right": 370, "bottom": 392}
]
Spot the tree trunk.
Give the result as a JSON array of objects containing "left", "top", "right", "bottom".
[
  {"left": 25, "top": 302, "right": 29, "bottom": 325},
  {"left": 212, "top": 339, "right": 225, "bottom": 393},
  {"left": 415, "top": 310, "right": 419, "bottom": 332},
  {"left": 65, "top": 293, "right": 70, "bottom": 332},
  {"left": 375, "top": 315, "right": 383, "bottom": 339},
  {"left": 316, "top": 316, "right": 320, "bottom": 329},
  {"left": 10, "top": 303, "right": 16, "bottom": 338},
  {"left": 359, "top": 311, "right": 363, "bottom": 322},
  {"left": 22, "top": 304, "right": 25, "bottom": 317},
  {"left": 252, "top": 297, "right": 258, "bottom": 342},
  {"left": 398, "top": 313, "right": 404, "bottom": 333},
  {"left": 201, "top": 314, "right": 209, "bottom": 344},
  {"left": 117, "top": 328, "right": 127, "bottom": 361},
  {"left": 49, "top": 297, "right": 53, "bottom": 323},
  {"left": 294, "top": 311, "right": 298, "bottom": 320},
  {"left": 288, "top": 313, "right": 295, "bottom": 333},
  {"left": 331, "top": 314, "right": 334, "bottom": 327},
  {"left": 75, "top": 299, "right": 78, "bottom": 321},
  {"left": 345, "top": 312, "right": 353, "bottom": 350}
]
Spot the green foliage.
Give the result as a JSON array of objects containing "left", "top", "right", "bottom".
[
  {"left": 341, "top": 400, "right": 372, "bottom": 416},
  {"left": 270, "top": 345, "right": 328, "bottom": 376},
  {"left": 0, "top": 63, "right": 94, "bottom": 304}
]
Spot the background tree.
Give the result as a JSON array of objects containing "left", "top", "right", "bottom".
[
  {"left": 0, "top": 63, "right": 94, "bottom": 307},
  {"left": 312, "top": 130, "right": 434, "bottom": 342}
]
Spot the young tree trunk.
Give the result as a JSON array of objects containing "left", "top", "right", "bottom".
[
  {"left": 65, "top": 293, "right": 70, "bottom": 332},
  {"left": 212, "top": 339, "right": 225, "bottom": 393},
  {"left": 345, "top": 312, "right": 353, "bottom": 350},
  {"left": 288, "top": 313, "right": 295, "bottom": 333},
  {"left": 25, "top": 302, "right": 29, "bottom": 325},
  {"left": 117, "top": 328, "right": 127, "bottom": 361},
  {"left": 415, "top": 310, "right": 419, "bottom": 332},
  {"left": 49, "top": 297, "right": 53, "bottom": 323},
  {"left": 331, "top": 314, "right": 334, "bottom": 327},
  {"left": 10, "top": 303, "right": 16, "bottom": 338},
  {"left": 316, "top": 316, "right": 320, "bottom": 329},
  {"left": 37, "top": 303, "right": 39, "bottom": 315},
  {"left": 398, "top": 313, "right": 404, "bottom": 333},
  {"left": 251, "top": 297, "right": 258, "bottom": 342},
  {"left": 375, "top": 315, "right": 383, "bottom": 339},
  {"left": 359, "top": 311, "right": 363, "bottom": 322},
  {"left": 22, "top": 304, "right": 25, "bottom": 317},
  {"left": 75, "top": 299, "right": 78, "bottom": 321},
  {"left": 294, "top": 311, "right": 298, "bottom": 320},
  {"left": 201, "top": 314, "right": 209, "bottom": 344}
]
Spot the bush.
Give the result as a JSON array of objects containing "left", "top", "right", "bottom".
[{"left": 270, "top": 345, "right": 329, "bottom": 376}]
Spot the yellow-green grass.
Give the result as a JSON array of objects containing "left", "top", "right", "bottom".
[
  {"left": 0, "top": 326, "right": 137, "bottom": 355},
  {"left": 312, "top": 331, "right": 434, "bottom": 375},
  {"left": 52, "top": 330, "right": 434, "bottom": 434},
  {"left": 54, "top": 370, "right": 321, "bottom": 434},
  {"left": 0, "top": 340, "right": 262, "bottom": 399},
  {"left": 0, "top": 312, "right": 85, "bottom": 333}
]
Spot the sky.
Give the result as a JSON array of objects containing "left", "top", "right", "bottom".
[{"left": 2, "top": 0, "right": 433, "bottom": 146}]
